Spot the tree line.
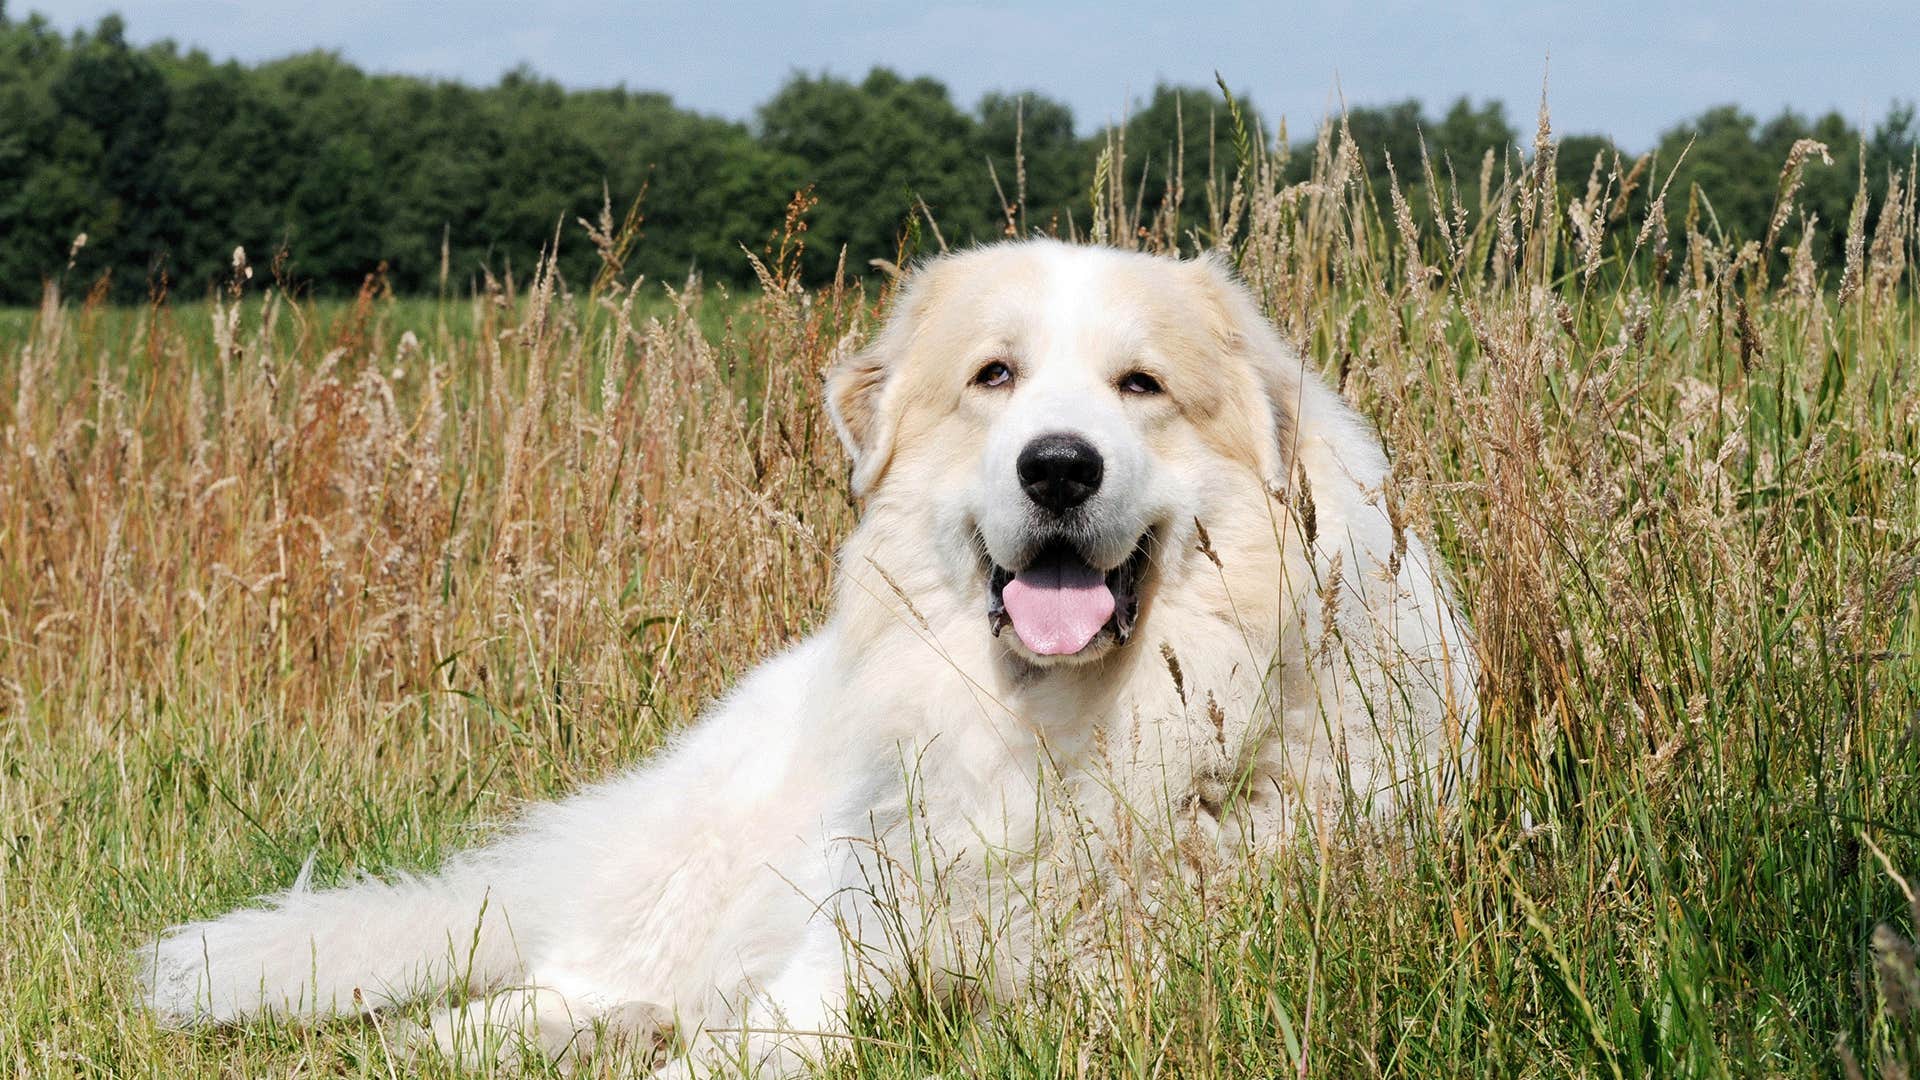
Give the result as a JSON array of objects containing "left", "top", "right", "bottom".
[{"left": 1, "top": 8, "right": 1915, "bottom": 303}]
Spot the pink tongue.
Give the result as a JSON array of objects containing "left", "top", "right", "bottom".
[{"left": 1001, "top": 558, "right": 1115, "bottom": 656}]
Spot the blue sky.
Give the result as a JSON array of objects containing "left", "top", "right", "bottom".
[{"left": 22, "top": 1, "right": 1920, "bottom": 149}]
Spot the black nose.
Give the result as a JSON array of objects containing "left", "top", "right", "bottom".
[{"left": 1018, "top": 433, "right": 1103, "bottom": 513}]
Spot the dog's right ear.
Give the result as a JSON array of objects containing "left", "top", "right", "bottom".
[
  {"left": 825, "top": 333, "right": 897, "bottom": 498},
  {"left": 828, "top": 271, "right": 935, "bottom": 497}
]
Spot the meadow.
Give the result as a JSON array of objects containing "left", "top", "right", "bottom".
[{"left": 3, "top": 106, "right": 1919, "bottom": 1078}]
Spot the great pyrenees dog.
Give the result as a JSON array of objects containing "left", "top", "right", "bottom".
[{"left": 140, "top": 239, "right": 1476, "bottom": 1074}]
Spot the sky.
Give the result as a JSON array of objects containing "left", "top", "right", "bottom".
[{"left": 19, "top": 1, "right": 1920, "bottom": 149}]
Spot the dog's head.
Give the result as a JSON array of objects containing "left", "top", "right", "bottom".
[{"left": 829, "top": 240, "right": 1301, "bottom": 668}]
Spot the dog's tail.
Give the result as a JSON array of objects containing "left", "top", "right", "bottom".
[{"left": 138, "top": 853, "right": 523, "bottom": 1025}]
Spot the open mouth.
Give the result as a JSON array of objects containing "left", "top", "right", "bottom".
[{"left": 986, "top": 533, "right": 1152, "bottom": 657}]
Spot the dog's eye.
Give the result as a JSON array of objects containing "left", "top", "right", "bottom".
[
  {"left": 1118, "top": 371, "right": 1163, "bottom": 395},
  {"left": 973, "top": 361, "right": 1013, "bottom": 388}
]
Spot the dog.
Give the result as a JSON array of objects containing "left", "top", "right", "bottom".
[{"left": 139, "top": 239, "right": 1477, "bottom": 1074}]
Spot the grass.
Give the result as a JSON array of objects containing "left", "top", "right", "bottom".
[{"left": 3, "top": 103, "right": 1919, "bottom": 1078}]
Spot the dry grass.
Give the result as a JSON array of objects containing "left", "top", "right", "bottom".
[{"left": 3, "top": 104, "right": 1919, "bottom": 1077}]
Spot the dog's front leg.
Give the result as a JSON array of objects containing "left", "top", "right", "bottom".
[
  {"left": 410, "top": 985, "right": 671, "bottom": 1073},
  {"left": 654, "top": 916, "right": 851, "bottom": 1078},
  {"left": 751, "top": 919, "right": 854, "bottom": 1072}
]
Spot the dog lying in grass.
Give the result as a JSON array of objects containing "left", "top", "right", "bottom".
[{"left": 140, "top": 239, "right": 1476, "bottom": 1075}]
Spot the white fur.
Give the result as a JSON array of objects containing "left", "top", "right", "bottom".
[{"left": 138, "top": 241, "right": 1477, "bottom": 1076}]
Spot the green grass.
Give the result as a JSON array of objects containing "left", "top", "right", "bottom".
[{"left": 2, "top": 117, "right": 1918, "bottom": 1078}]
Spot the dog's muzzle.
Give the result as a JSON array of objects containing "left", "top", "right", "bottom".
[{"left": 987, "top": 534, "right": 1150, "bottom": 656}]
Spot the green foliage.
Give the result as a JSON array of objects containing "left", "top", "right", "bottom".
[
  {"left": 1119, "top": 83, "right": 1269, "bottom": 224},
  {"left": 977, "top": 89, "right": 1082, "bottom": 235},
  {"left": 759, "top": 70, "right": 993, "bottom": 276},
  {"left": 1649, "top": 104, "right": 1918, "bottom": 264},
  {"left": 0, "top": 10, "right": 1916, "bottom": 303}
]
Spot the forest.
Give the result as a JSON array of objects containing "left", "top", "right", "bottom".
[{"left": 1, "top": 7, "right": 1916, "bottom": 302}]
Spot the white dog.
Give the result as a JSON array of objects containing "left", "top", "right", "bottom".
[{"left": 140, "top": 240, "right": 1476, "bottom": 1074}]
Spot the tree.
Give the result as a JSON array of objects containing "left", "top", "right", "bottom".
[
  {"left": 1338, "top": 98, "right": 1427, "bottom": 196},
  {"left": 563, "top": 87, "right": 801, "bottom": 287},
  {"left": 1321, "top": 97, "right": 1516, "bottom": 228},
  {"left": 977, "top": 90, "right": 1084, "bottom": 237},
  {"left": 1119, "top": 84, "right": 1265, "bottom": 227},
  {"left": 161, "top": 58, "right": 300, "bottom": 294},
  {"left": 0, "top": 13, "right": 88, "bottom": 295},
  {"left": 47, "top": 14, "right": 177, "bottom": 296},
  {"left": 1433, "top": 97, "right": 1518, "bottom": 196},
  {"left": 0, "top": 8, "right": 1911, "bottom": 301},
  {"left": 760, "top": 69, "right": 992, "bottom": 276}
]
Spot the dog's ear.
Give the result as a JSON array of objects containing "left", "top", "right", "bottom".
[
  {"left": 1184, "top": 252, "right": 1304, "bottom": 485},
  {"left": 825, "top": 337, "right": 896, "bottom": 497},
  {"left": 827, "top": 274, "right": 933, "bottom": 497}
]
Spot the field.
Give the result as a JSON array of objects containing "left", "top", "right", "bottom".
[{"left": 4, "top": 112, "right": 1920, "bottom": 1077}]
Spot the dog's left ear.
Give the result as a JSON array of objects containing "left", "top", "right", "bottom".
[
  {"left": 1185, "top": 252, "right": 1304, "bottom": 485},
  {"left": 827, "top": 273, "right": 934, "bottom": 497}
]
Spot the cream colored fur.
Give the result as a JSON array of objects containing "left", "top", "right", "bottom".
[{"left": 139, "top": 239, "right": 1476, "bottom": 1076}]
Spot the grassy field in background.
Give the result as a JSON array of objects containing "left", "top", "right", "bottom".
[
  {"left": 3, "top": 112, "right": 1920, "bottom": 1078},
  {"left": 0, "top": 277, "right": 743, "bottom": 383}
]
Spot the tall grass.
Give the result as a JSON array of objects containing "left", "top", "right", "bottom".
[{"left": 2, "top": 101, "right": 1917, "bottom": 1077}]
